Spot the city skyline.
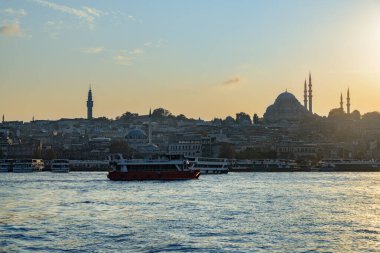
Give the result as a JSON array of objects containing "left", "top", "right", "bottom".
[{"left": 1, "top": 0, "right": 380, "bottom": 121}]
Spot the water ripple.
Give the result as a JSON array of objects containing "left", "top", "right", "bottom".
[{"left": 0, "top": 172, "right": 379, "bottom": 252}]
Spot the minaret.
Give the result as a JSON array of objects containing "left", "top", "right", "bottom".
[
  {"left": 347, "top": 88, "right": 350, "bottom": 114},
  {"left": 148, "top": 108, "right": 152, "bottom": 144},
  {"left": 2, "top": 114, "right": 4, "bottom": 124},
  {"left": 340, "top": 93, "right": 344, "bottom": 110},
  {"left": 303, "top": 79, "right": 308, "bottom": 109},
  {"left": 87, "top": 85, "right": 93, "bottom": 120},
  {"left": 308, "top": 72, "right": 313, "bottom": 113}
]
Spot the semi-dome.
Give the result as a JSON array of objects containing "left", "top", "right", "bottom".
[{"left": 264, "top": 91, "right": 309, "bottom": 123}]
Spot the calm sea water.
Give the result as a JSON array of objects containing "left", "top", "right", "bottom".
[{"left": 0, "top": 172, "right": 379, "bottom": 252}]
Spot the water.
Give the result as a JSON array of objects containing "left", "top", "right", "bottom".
[{"left": 0, "top": 172, "right": 379, "bottom": 252}]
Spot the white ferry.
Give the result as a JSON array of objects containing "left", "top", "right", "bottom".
[
  {"left": 313, "top": 159, "right": 380, "bottom": 172},
  {"left": 229, "top": 159, "right": 254, "bottom": 172},
  {"left": 0, "top": 159, "right": 12, "bottom": 172},
  {"left": 51, "top": 159, "right": 70, "bottom": 173},
  {"left": 252, "top": 159, "right": 300, "bottom": 172},
  {"left": 12, "top": 159, "right": 43, "bottom": 173},
  {"left": 186, "top": 157, "right": 229, "bottom": 174}
]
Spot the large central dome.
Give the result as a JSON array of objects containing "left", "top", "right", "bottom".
[{"left": 263, "top": 91, "right": 310, "bottom": 123}]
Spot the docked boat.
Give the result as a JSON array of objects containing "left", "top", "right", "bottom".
[
  {"left": 12, "top": 159, "right": 43, "bottom": 173},
  {"left": 187, "top": 157, "right": 229, "bottom": 174},
  {"left": 313, "top": 159, "right": 380, "bottom": 172},
  {"left": 229, "top": 159, "right": 254, "bottom": 172},
  {"left": 107, "top": 154, "right": 200, "bottom": 181},
  {"left": 252, "top": 159, "right": 301, "bottom": 172},
  {"left": 0, "top": 159, "right": 12, "bottom": 172},
  {"left": 51, "top": 159, "right": 70, "bottom": 173}
]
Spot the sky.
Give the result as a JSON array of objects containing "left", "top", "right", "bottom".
[{"left": 1, "top": 0, "right": 380, "bottom": 121}]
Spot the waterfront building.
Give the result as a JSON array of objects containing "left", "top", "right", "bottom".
[
  {"left": 275, "top": 140, "right": 317, "bottom": 159},
  {"left": 168, "top": 140, "right": 202, "bottom": 157}
]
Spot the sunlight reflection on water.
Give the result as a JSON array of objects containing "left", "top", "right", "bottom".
[{"left": 0, "top": 172, "right": 379, "bottom": 252}]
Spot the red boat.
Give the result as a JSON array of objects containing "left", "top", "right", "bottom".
[{"left": 107, "top": 154, "right": 200, "bottom": 181}]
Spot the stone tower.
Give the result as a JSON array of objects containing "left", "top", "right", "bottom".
[{"left": 87, "top": 86, "right": 93, "bottom": 120}]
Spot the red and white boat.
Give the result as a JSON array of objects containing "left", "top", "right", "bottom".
[{"left": 107, "top": 154, "right": 200, "bottom": 181}]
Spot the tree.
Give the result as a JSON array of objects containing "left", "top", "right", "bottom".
[
  {"left": 349, "top": 110, "right": 361, "bottom": 121},
  {"left": 236, "top": 112, "right": 252, "bottom": 125},
  {"left": 223, "top": 116, "right": 235, "bottom": 126},
  {"left": 176, "top": 114, "right": 187, "bottom": 121},
  {"left": 45, "top": 148, "right": 56, "bottom": 160},
  {"left": 117, "top": 111, "right": 139, "bottom": 121},
  {"left": 110, "top": 140, "right": 133, "bottom": 157},
  {"left": 253, "top": 113, "right": 259, "bottom": 124},
  {"left": 219, "top": 142, "right": 235, "bottom": 158},
  {"left": 33, "top": 145, "right": 42, "bottom": 159},
  {"left": 94, "top": 117, "right": 111, "bottom": 122},
  {"left": 235, "top": 148, "right": 277, "bottom": 159},
  {"left": 362, "top": 111, "right": 380, "bottom": 122},
  {"left": 152, "top": 108, "right": 172, "bottom": 118},
  {"left": 328, "top": 108, "right": 346, "bottom": 120}
]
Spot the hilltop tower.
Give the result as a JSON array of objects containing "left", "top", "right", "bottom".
[
  {"left": 340, "top": 93, "right": 344, "bottom": 111},
  {"left": 303, "top": 79, "right": 308, "bottom": 109},
  {"left": 87, "top": 85, "right": 94, "bottom": 120},
  {"left": 347, "top": 88, "right": 350, "bottom": 114},
  {"left": 308, "top": 72, "right": 313, "bottom": 113}
]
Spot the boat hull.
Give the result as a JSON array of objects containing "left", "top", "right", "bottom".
[
  {"left": 107, "top": 170, "right": 201, "bottom": 181},
  {"left": 199, "top": 169, "right": 228, "bottom": 174},
  {"left": 316, "top": 167, "right": 380, "bottom": 172},
  {"left": 230, "top": 168, "right": 255, "bottom": 172}
]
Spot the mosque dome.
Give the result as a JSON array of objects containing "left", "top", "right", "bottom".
[
  {"left": 275, "top": 92, "right": 298, "bottom": 103},
  {"left": 125, "top": 128, "right": 147, "bottom": 140},
  {"left": 263, "top": 91, "right": 309, "bottom": 123}
]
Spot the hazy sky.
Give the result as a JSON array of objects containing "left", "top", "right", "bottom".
[{"left": 1, "top": 0, "right": 380, "bottom": 121}]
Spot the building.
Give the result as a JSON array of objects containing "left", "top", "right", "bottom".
[
  {"left": 87, "top": 86, "right": 93, "bottom": 120},
  {"left": 275, "top": 140, "right": 317, "bottom": 159},
  {"left": 264, "top": 73, "right": 315, "bottom": 125},
  {"left": 263, "top": 91, "right": 310, "bottom": 124},
  {"left": 168, "top": 140, "right": 202, "bottom": 157}
]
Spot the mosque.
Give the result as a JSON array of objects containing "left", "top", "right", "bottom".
[
  {"left": 263, "top": 73, "right": 314, "bottom": 124},
  {"left": 263, "top": 73, "right": 352, "bottom": 124}
]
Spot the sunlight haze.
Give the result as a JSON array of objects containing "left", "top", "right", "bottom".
[{"left": 1, "top": 0, "right": 380, "bottom": 121}]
